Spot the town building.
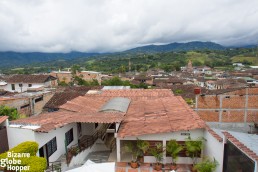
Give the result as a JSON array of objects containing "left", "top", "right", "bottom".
[
  {"left": 0, "top": 90, "right": 54, "bottom": 116},
  {"left": 50, "top": 70, "right": 102, "bottom": 84},
  {"left": 3, "top": 87, "right": 258, "bottom": 172},
  {"left": 0, "top": 74, "right": 57, "bottom": 93}
]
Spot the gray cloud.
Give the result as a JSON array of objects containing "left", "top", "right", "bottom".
[{"left": 0, "top": 0, "right": 258, "bottom": 52}]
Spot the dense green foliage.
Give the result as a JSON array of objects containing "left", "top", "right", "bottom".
[
  {"left": 2, "top": 47, "right": 257, "bottom": 74},
  {"left": 74, "top": 76, "right": 99, "bottom": 86},
  {"left": 102, "top": 77, "right": 148, "bottom": 88},
  {"left": 0, "top": 141, "right": 39, "bottom": 157},
  {"left": 194, "top": 158, "right": 218, "bottom": 172},
  {"left": 0, "top": 141, "right": 47, "bottom": 172},
  {"left": 0, "top": 105, "right": 19, "bottom": 121}
]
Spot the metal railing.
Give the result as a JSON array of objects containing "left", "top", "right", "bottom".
[{"left": 66, "top": 124, "right": 111, "bottom": 164}]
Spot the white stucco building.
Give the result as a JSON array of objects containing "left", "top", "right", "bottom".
[{"left": 0, "top": 74, "right": 57, "bottom": 93}]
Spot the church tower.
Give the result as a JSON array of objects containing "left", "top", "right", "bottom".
[{"left": 187, "top": 60, "right": 193, "bottom": 72}]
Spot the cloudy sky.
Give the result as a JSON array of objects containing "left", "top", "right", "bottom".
[{"left": 0, "top": 0, "right": 258, "bottom": 53}]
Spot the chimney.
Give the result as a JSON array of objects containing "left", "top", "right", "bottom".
[{"left": 194, "top": 87, "right": 201, "bottom": 95}]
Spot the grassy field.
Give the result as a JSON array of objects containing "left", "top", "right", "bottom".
[
  {"left": 186, "top": 51, "right": 209, "bottom": 64},
  {"left": 231, "top": 55, "right": 258, "bottom": 65}
]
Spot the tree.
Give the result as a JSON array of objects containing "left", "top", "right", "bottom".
[
  {"left": 71, "top": 65, "right": 81, "bottom": 75},
  {"left": 0, "top": 105, "right": 19, "bottom": 121},
  {"left": 102, "top": 77, "right": 125, "bottom": 86}
]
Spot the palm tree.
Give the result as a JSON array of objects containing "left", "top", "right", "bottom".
[
  {"left": 166, "top": 140, "right": 183, "bottom": 166},
  {"left": 150, "top": 143, "right": 164, "bottom": 171},
  {"left": 185, "top": 137, "right": 204, "bottom": 165},
  {"left": 136, "top": 139, "right": 150, "bottom": 157}
]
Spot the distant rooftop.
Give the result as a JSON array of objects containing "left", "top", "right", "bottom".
[{"left": 102, "top": 86, "right": 130, "bottom": 90}]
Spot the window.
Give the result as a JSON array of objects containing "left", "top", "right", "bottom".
[
  {"left": 28, "top": 84, "right": 32, "bottom": 87},
  {"left": 19, "top": 83, "right": 23, "bottom": 87},
  {"left": 11, "top": 84, "right": 15, "bottom": 90},
  {"left": 65, "top": 128, "right": 74, "bottom": 146},
  {"left": 35, "top": 96, "right": 43, "bottom": 103},
  {"left": 20, "top": 104, "right": 30, "bottom": 109},
  {"left": 46, "top": 137, "right": 57, "bottom": 157}
]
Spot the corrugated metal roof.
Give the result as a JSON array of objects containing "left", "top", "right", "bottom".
[{"left": 100, "top": 97, "right": 131, "bottom": 113}]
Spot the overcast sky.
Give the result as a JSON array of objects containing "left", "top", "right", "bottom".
[{"left": 0, "top": 0, "right": 258, "bottom": 53}]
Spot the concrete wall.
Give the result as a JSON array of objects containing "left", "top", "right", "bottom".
[
  {"left": 120, "top": 129, "right": 204, "bottom": 141},
  {"left": 203, "top": 130, "right": 224, "bottom": 172},
  {"left": 35, "top": 123, "right": 78, "bottom": 162},
  {"left": 0, "top": 92, "right": 54, "bottom": 116},
  {"left": 33, "top": 92, "right": 54, "bottom": 115}
]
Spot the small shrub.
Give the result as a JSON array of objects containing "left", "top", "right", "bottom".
[{"left": 0, "top": 141, "right": 47, "bottom": 172}]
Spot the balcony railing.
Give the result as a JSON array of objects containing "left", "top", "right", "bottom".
[{"left": 66, "top": 124, "right": 111, "bottom": 164}]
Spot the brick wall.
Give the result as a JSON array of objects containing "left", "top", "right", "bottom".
[{"left": 196, "top": 88, "right": 258, "bottom": 123}]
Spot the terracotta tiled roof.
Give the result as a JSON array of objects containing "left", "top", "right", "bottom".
[
  {"left": 117, "top": 96, "right": 206, "bottom": 138},
  {"left": 206, "top": 126, "right": 223, "bottom": 142},
  {"left": 0, "top": 116, "right": 8, "bottom": 124},
  {"left": 11, "top": 89, "right": 206, "bottom": 134},
  {"left": 44, "top": 92, "right": 86, "bottom": 109},
  {"left": 84, "top": 89, "right": 174, "bottom": 99},
  {"left": 11, "top": 111, "right": 124, "bottom": 132},
  {"left": 214, "top": 78, "right": 247, "bottom": 86},
  {"left": 223, "top": 131, "right": 258, "bottom": 162},
  {"left": 5, "top": 74, "right": 56, "bottom": 83},
  {"left": 44, "top": 86, "right": 103, "bottom": 109}
]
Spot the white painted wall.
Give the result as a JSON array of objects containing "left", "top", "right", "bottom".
[
  {"left": 120, "top": 129, "right": 204, "bottom": 141},
  {"left": 203, "top": 130, "right": 224, "bottom": 172},
  {"left": 119, "top": 129, "right": 204, "bottom": 164},
  {"left": 7, "top": 127, "right": 36, "bottom": 149},
  {"left": 35, "top": 123, "right": 78, "bottom": 162},
  {"left": 5, "top": 83, "right": 45, "bottom": 92},
  {"left": 7, "top": 122, "right": 78, "bottom": 163}
]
